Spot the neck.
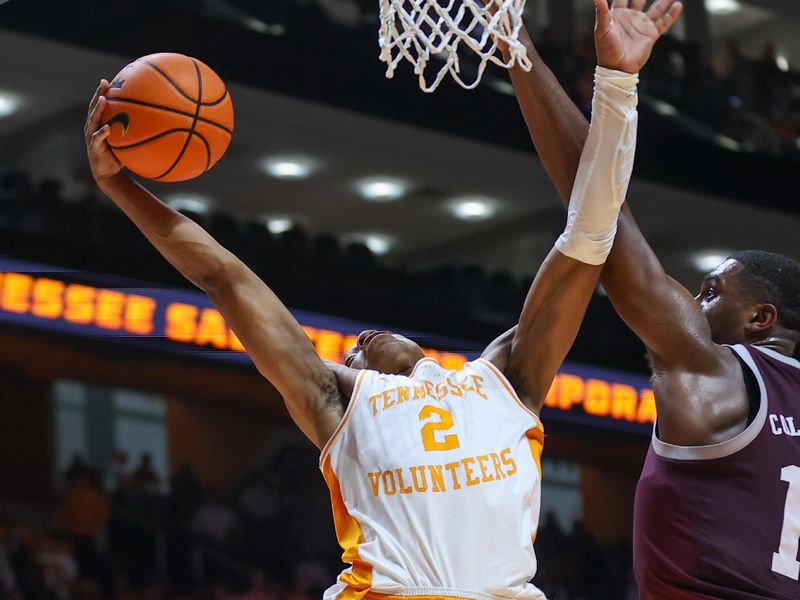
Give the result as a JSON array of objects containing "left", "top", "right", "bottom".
[{"left": 751, "top": 334, "right": 797, "bottom": 357}]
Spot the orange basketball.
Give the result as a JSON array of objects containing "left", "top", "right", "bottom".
[{"left": 101, "top": 53, "right": 234, "bottom": 182}]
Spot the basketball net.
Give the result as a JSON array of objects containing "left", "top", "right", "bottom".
[{"left": 378, "top": 0, "right": 532, "bottom": 92}]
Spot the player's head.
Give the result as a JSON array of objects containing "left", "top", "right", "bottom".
[
  {"left": 696, "top": 250, "right": 800, "bottom": 349},
  {"left": 344, "top": 330, "right": 425, "bottom": 375}
]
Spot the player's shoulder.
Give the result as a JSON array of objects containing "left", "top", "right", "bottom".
[
  {"left": 720, "top": 344, "right": 800, "bottom": 392},
  {"left": 743, "top": 344, "right": 800, "bottom": 371},
  {"left": 652, "top": 344, "right": 752, "bottom": 447}
]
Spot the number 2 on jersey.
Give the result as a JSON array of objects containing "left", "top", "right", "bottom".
[
  {"left": 772, "top": 465, "right": 800, "bottom": 580},
  {"left": 419, "top": 405, "right": 460, "bottom": 451}
]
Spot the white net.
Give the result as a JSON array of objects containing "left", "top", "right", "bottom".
[{"left": 378, "top": 0, "right": 532, "bottom": 93}]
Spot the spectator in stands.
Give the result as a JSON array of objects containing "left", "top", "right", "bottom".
[
  {"left": 713, "top": 40, "right": 748, "bottom": 104},
  {"left": 569, "top": 520, "right": 609, "bottom": 599},
  {"left": 170, "top": 462, "right": 204, "bottom": 524},
  {"left": 129, "top": 453, "right": 161, "bottom": 497},
  {"left": 110, "top": 449, "right": 131, "bottom": 505},
  {"left": 36, "top": 537, "right": 78, "bottom": 599},
  {"left": 7, "top": 527, "right": 48, "bottom": 599},
  {"left": 753, "top": 42, "right": 791, "bottom": 121},
  {"left": 189, "top": 493, "right": 241, "bottom": 550},
  {"left": 0, "top": 525, "right": 17, "bottom": 597},
  {"left": 64, "top": 454, "right": 88, "bottom": 487},
  {"left": 55, "top": 468, "right": 110, "bottom": 579},
  {"left": 71, "top": 578, "right": 102, "bottom": 600},
  {"left": 62, "top": 166, "right": 100, "bottom": 205},
  {"left": 112, "top": 573, "right": 141, "bottom": 600},
  {"left": 285, "top": 563, "right": 326, "bottom": 600},
  {"left": 167, "top": 462, "right": 205, "bottom": 592},
  {"left": 234, "top": 569, "right": 278, "bottom": 600}
]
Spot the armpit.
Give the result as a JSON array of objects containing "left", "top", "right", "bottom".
[{"left": 318, "top": 368, "right": 345, "bottom": 413}]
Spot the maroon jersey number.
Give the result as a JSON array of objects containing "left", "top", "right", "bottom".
[{"left": 773, "top": 465, "right": 800, "bottom": 580}]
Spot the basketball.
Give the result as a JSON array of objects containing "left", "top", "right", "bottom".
[{"left": 101, "top": 53, "right": 234, "bottom": 182}]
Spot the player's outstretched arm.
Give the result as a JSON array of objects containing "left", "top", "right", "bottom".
[
  {"left": 85, "top": 80, "right": 343, "bottom": 449},
  {"left": 506, "top": 2, "right": 751, "bottom": 445},
  {"left": 507, "top": 2, "right": 724, "bottom": 368},
  {"left": 496, "top": 60, "right": 641, "bottom": 413}
]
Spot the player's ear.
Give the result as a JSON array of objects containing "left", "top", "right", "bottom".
[{"left": 747, "top": 302, "right": 778, "bottom": 335}]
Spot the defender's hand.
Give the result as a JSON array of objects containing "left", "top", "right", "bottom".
[
  {"left": 85, "top": 80, "right": 123, "bottom": 182},
  {"left": 595, "top": 0, "right": 683, "bottom": 73}
]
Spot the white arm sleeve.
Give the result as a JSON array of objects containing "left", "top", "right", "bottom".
[{"left": 554, "top": 66, "right": 639, "bottom": 265}]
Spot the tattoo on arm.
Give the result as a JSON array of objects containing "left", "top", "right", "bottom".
[{"left": 319, "top": 370, "right": 344, "bottom": 412}]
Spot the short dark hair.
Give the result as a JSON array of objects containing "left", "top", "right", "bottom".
[{"left": 729, "top": 250, "right": 800, "bottom": 333}]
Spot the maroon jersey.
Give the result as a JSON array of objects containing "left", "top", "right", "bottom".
[{"left": 634, "top": 345, "right": 800, "bottom": 599}]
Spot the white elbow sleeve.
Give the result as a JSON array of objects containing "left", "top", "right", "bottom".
[{"left": 555, "top": 66, "right": 639, "bottom": 265}]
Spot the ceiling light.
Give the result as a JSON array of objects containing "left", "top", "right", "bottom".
[
  {"left": 261, "top": 156, "right": 317, "bottom": 179},
  {"left": 448, "top": 196, "right": 499, "bottom": 221},
  {"left": 363, "top": 235, "right": 393, "bottom": 255},
  {"left": 0, "top": 92, "right": 21, "bottom": 118},
  {"left": 265, "top": 217, "right": 295, "bottom": 234},
  {"left": 346, "top": 233, "right": 394, "bottom": 255},
  {"left": 691, "top": 250, "right": 732, "bottom": 272},
  {"left": 704, "top": 0, "right": 741, "bottom": 15},
  {"left": 355, "top": 177, "right": 408, "bottom": 202},
  {"left": 243, "top": 17, "right": 285, "bottom": 36},
  {"left": 715, "top": 134, "right": 741, "bottom": 152},
  {"left": 776, "top": 55, "right": 790, "bottom": 73},
  {"left": 165, "top": 193, "right": 212, "bottom": 214},
  {"left": 652, "top": 99, "right": 678, "bottom": 117}
]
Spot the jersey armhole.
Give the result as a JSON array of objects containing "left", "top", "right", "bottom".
[
  {"left": 733, "top": 350, "right": 760, "bottom": 427},
  {"left": 475, "top": 358, "right": 542, "bottom": 428},
  {"left": 651, "top": 344, "right": 768, "bottom": 461},
  {"left": 319, "top": 369, "right": 369, "bottom": 467}
]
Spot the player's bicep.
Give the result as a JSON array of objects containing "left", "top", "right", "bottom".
[{"left": 507, "top": 249, "right": 602, "bottom": 411}]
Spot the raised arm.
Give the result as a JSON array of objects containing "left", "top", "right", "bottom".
[
  {"left": 85, "top": 81, "right": 343, "bottom": 449},
  {"left": 488, "top": 60, "right": 641, "bottom": 413},
  {"left": 506, "top": 2, "right": 754, "bottom": 445},
  {"left": 505, "top": 1, "right": 726, "bottom": 369}
]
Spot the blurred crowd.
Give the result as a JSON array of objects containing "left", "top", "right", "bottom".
[
  {"left": 560, "top": 31, "right": 800, "bottom": 158},
  {"left": 288, "top": 0, "right": 800, "bottom": 159},
  {"left": 0, "top": 438, "right": 634, "bottom": 600},
  {"left": 0, "top": 163, "right": 652, "bottom": 375},
  {"left": 0, "top": 165, "right": 535, "bottom": 340},
  {"left": 0, "top": 441, "right": 335, "bottom": 600}
]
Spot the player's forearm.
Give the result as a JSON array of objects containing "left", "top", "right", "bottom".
[
  {"left": 96, "top": 172, "right": 230, "bottom": 290},
  {"left": 554, "top": 67, "right": 638, "bottom": 266},
  {"left": 507, "top": 67, "right": 638, "bottom": 406},
  {"left": 507, "top": 31, "right": 589, "bottom": 206},
  {"left": 509, "top": 38, "right": 658, "bottom": 303}
]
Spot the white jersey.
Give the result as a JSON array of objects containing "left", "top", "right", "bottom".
[{"left": 320, "top": 357, "right": 547, "bottom": 600}]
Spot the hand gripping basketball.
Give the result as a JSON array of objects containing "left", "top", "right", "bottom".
[
  {"left": 85, "top": 79, "right": 124, "bottom": 182},
  {"left": 99, "top": 53, "right": 234, "bottom": 182}
]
